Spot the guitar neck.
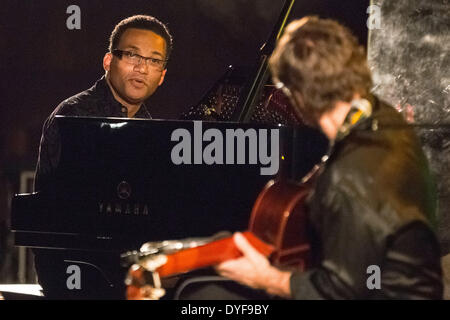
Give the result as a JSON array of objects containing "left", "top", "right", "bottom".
[{"left": 156, "top": 231, "right": 274, "bottom": 278}]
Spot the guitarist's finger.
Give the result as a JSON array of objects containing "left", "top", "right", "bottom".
[
  {"left": 215, "top": 257, "right": 245, "bottom": 278},
  {"left": 215, "top": 258, "right": 240, "bottom": 273},
  {"left": 233, "top": 232, "right": 266, "bottom": 263}
]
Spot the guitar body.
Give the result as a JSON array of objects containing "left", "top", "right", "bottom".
[
  {"left": 249, "top": 179, "right": 311, "bottom": 270},
  {"left": 249, "top": 180, "right": 310, "bottom": 270},
  {"left": 125, "top": 179, "right": 311, "bottom": 299}
]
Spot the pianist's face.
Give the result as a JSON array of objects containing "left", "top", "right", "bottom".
[{"left": 103, "top": 28, "right": 167, "bottom": 106}]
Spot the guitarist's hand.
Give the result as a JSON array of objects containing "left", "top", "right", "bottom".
[{"left": 215, "top": 232, "right": 292, "bottom": 298}]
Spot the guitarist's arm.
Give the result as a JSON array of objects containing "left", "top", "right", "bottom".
[{"left": 215, "top": 232, "right": 292, "bottom": 298}]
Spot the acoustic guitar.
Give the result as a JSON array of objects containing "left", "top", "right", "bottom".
[{"left": 125, "top": 179, "right": 311, "bottom": 299}]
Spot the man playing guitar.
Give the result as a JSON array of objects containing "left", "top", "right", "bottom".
[{"left": 213, "top": 16, "right": 443, "bottom": 300}]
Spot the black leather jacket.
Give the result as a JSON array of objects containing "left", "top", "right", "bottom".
[{"left": 290, "top": 97, "right": 443, "bottom": 299}]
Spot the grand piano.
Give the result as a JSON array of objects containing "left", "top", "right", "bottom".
[{"left": 12, "top": 117, "right": 327, "bottom": 252}]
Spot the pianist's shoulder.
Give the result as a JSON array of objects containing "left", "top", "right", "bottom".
[{"left": 47, "top": 77, "right": 111, "bottom": 120}]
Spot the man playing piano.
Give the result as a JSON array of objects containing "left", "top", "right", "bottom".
[
  {"left": 34, "top": 15, "right": 172, "bottom": 299},
  {"left": 206, "top": 17, "right": 443, "bottom": 299}
]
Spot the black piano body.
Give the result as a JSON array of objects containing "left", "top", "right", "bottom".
[{"left": 11, "top": 116, "right": 328, "bottom": 252}]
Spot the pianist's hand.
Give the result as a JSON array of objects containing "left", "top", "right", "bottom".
[{"left": 214, "top": 232, "right": 292, "bottom": 298}]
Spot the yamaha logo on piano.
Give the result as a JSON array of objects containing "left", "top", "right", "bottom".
[
  {"left": 98, "top": 202, "right": 149, "bottom": 216},
  {"left": 117, "top": 181, "right": 132, "bottom": 199},
  {"left": 98, "top": 181, "right": 149, "bottom": 216}
]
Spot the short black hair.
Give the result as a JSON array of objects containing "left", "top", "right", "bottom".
[{"left": 109, "top": 15, "right": 173, "bottom": 63}]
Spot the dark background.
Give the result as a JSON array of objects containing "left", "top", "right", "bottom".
[{"left": 0, "top": 0, "right": 370, "bottom": 175}]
